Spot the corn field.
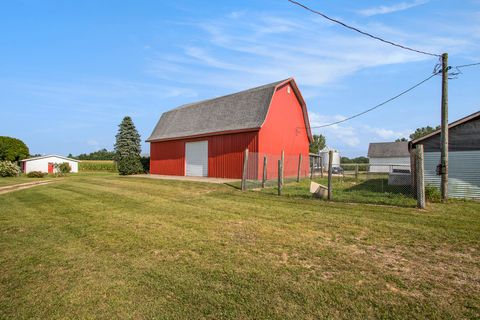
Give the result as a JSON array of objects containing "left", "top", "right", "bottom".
[{"left": 79, "top": 160, "right": 117, "bottom": 172}]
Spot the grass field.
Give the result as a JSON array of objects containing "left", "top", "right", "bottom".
[{"left": 0, "top": 173, "right": 479, "bottom": 319}]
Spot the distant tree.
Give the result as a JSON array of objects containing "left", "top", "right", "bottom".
[
  {"left": 309, "top": 134, "right": 326, "bottom": 154},
  {"left": 74, "top": 148, "right": 116, "bottom": 160},
  {"left": 410, "top": 126, "right": 440, "bottom": 140},
  {"left": 395, "top": 137, "right": 408, "bottom": 142},
  {"left": 0, "top": 136, "right": 29, "bottom": 162},
  {"left": 341, "top": 156, "right": 369, "bottom": 164},
  {"left": 114, "top": 116, "right": 143, "bottom": 175}
]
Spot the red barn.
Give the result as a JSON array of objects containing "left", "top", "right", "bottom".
[{"left": 147, "top": 78, "right": 312, "bottom": 179}]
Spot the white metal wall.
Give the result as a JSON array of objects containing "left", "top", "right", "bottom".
[
  {"left": 185, "top": 141, "right": 208, "bottom": 177},
  {"left": 424, "top": 151, "right": 480, "bottom": 200},
  {"left": 24, "top": 157, "right": 79, "bottom": 173},
  {"left": 369, "top": 157, "right": 410, "bottom": 173}
]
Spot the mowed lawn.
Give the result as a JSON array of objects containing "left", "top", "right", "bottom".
[{"left": 0, "top": 174, "right": 479, "bottom": 319}]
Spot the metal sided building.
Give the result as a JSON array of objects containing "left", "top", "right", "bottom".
[
  {"left": 147, "top": 78, "right": 313, "bottom": 179},
  {"left": 410, "top": 111, "right": 480, "bottom": 200}
]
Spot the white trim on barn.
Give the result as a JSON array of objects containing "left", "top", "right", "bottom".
[{"left": 21, "top": 155, "right": 80, "bottom": 174}]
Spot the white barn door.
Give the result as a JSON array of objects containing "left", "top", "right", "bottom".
[{"left": 185, "top": 141, "right": 208, "bottom": 177}]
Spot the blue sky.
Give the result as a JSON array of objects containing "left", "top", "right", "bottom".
[{"left": 1, "top": 0, "right": 479, "bottom": 157}]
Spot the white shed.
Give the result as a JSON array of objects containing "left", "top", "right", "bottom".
[
  {"left": 20, "top": 155, "right": 80, "bottom": 174},
  {"left": 367, "top": 142, "right": 410, "bottom": 173}
]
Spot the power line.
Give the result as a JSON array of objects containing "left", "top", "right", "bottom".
[
  {"left": 287, "top": 0, "right": 441, "bottom": 57},
  {"left": 308, "top": 71, "right": 440, "bottom": 129},
  {"left": 455, "top": 62, "right": 480, "bottom": 68},
  {"left": 448, "top": 62, "right": 480, "bottom": 79}
]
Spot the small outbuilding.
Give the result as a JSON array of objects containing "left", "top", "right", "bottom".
[
  {"left": 410, "top": 111, "right": 480, "bottom": 200},
  {"left": 147, "top": 78, "right": 312, "bottom": 179},
  {"left": 21, "top": 155, "right": 80, "bottom": 174},
  {"left": 367, "top": 141, "right": 410, "bottom": 173}
]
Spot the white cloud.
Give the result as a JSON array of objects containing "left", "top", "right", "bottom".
[
  {"left": 148, "top": 10, "right": 464, "bottom": 92},
  {"left": 358, "top": 0, "right": 429, "bottom": 17},
  {"left": 309, "top": 112, "right": 360, "bottom": 147},
  {"left": 363, "top": 125, "right": 411, "bottom": 140}
]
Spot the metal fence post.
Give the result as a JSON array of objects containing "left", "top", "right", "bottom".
[
  {"left": 241, "top": 149, "right": 248, "bottom": 191},
  {"left": 355, "top": 164, "right": 359, "bottom": 181},
  {"left": 416, "top": 145, "right": 426, "bottom": 209},
  {"left": 328, "top": 150, "right": 333, "bottom": 200},
  {"left": 297, "top": 153, "right": 302, "bottom": 182},
  {"left": 278, "top": 159, "right": 282, "bottom": 196},
  {"left": 262, "top": 155, "right": 267, "bottom": 188}
]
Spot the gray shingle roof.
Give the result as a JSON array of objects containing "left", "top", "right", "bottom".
[
  {"left": 146, "top": 79, "right": 288, "bottom": 142},
  {"left": 368, "top": 142, "right": 410, "bottom": 158}
]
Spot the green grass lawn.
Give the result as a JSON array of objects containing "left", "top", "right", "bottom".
[{"left": 0, "top": 173, "right": 479, "bottom": 319}]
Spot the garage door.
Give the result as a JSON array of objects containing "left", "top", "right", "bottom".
[{"left": 185, "top": 141, "right": 208, "bottom": 177}]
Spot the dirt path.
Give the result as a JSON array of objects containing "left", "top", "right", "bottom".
[{"left": 0, "top": 180, "right": 55, "bottom": 195}]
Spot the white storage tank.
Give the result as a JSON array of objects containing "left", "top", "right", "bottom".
[{"left": 318, "top": 147, "right": 341, "bottom": 168}]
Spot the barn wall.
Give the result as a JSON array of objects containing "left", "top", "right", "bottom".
[
  {"left": 150, "top": 131, "right": 259, "bottom": 178},
  {"left": 424, "top": 151, "right": 480, "bottom": 199},
  {"left": 418, "top": 116, "right": 480, "bottom": 152},
  {"left": 258, "top": 83, "right": 310, "bottom": 178},
  {"left": 369, "top": 157, "right": 411, "bottom": 173}
]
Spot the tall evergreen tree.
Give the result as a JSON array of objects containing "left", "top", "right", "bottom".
[{"left": 114, "top": 116, "right": 143, "bottom": 175}]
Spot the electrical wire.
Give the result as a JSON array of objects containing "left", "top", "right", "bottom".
[
  {"left": 448, "top": 62, "right": 480, "bottom": 79},
  {"left": 455, "top": 62, "right": 480, "bottom": 68},
  {"left": 287, "top": 0, "right": 441, "bottom": 57},
  {"left": 308, "top": 71, "right": 441, "bottom": 129}
]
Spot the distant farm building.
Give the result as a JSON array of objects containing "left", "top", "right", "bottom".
[
  {"left": 147, "top": 78, "right": 312, "bottom": 179},
  {"left": 367, "top": 141, "right": 410, "bottom": 173},
  {"left": 410, "top": 111, "right": 480, "bottom": 200},
  {"left": 20, "top": 155, "right": 79, "bottom": 173}
]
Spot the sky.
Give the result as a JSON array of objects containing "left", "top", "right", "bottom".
[{"left": 0, "top": 0, "right": 479, "bottom": 157}]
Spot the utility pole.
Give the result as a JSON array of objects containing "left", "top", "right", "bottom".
[{"left": 440, "top": 53, "right": 449, "bottom": 201}]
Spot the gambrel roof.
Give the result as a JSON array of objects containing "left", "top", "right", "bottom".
[{"left": 147, "top": 78, "right": 312, "bottom": 142}]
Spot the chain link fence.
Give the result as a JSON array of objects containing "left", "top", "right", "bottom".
[
  {"left": 340, "top": 163, "right": 412, "bottom": 195},
  {"left": 240, "top": 150, "right": 416, "bottom": 207}
]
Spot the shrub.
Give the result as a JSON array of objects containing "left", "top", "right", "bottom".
[
  {"left": 0, "top": 161, "right": 21, "bottom": 177},
  {"left": 140, "top": 156, "right": 150, "bottom": 173},
  {"left": 27, "top": 171, "right": 47, "bottom": 178},
  {"left": 59, "top": 162, "right": 71, "bottom": 173},
  {"left": 117, "top": 155, "right": 144, "bottom": 175},
  {"left": 425, "top": 184, "right": 441, "bottom": 202}
]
